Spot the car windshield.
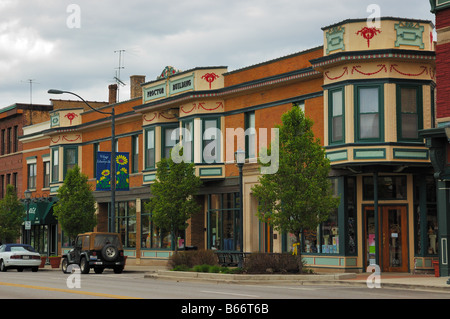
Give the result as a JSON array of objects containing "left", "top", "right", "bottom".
[
  {"left": 9, "top": 246, "right": 35, "bottom": 252},
  {"left": 93, "top": 235, "right": 122, "bottom": 250}
]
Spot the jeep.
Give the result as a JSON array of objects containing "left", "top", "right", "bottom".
[{"left": 61, "top": 232, "right": 125, "bottom": 274}]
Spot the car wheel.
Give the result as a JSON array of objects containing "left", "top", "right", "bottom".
[
  {"left": 32, "top": 267, "right": 38, "bottom": 272},
  {"left": 0, "top": 260, "right": 7, "bottom": 272},
  {"left": 61, "top": 258, "right": 69, "bottom": 274},
  {"left": 80, "top": 257, "right": 90, "bottom": 274},
  {"left": 102, "top": 244, "right": 118, "bottom": 262}
]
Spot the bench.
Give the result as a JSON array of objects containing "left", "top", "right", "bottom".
[{"left": 215, "top": 252, "right": 250, "bottom": 267}]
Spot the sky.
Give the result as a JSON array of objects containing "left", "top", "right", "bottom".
[{"left": 0, "top": 0, "right": 435, "bottom": 108}]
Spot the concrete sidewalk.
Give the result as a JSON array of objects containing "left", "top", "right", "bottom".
[
  {"left": 40, "top": 264, "right": 450, "bottom": 292},
  {"left": 144, "top": 268, "right": 450, "bottom": 292}
]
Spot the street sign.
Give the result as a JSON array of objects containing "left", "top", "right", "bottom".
[{"left": 25, "top": 221, "right": 31, "bottom": 230}]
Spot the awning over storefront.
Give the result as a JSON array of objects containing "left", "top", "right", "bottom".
[{"left": 23, "top": 198, "right": 58, "bottom": 226}]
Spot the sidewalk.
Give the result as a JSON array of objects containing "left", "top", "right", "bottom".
[
  {"left": 144, "top": 267, "right": 450, "bottom": 292},
  {"left": 40, "top": 264, "right": 450, "bottom": 292}
]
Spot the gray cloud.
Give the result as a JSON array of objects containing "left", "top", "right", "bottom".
[{"left": 0, "top": 0, "right": 435, "bottom": 107}]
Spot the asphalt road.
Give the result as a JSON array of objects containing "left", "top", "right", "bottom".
[{"left": 0, "top": 268, "right": 449, "bottom": 299}]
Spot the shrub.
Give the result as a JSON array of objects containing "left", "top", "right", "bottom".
[
  {"left": 243, "top": 253, "right": 303, "bottom": 274},
  {"left": 193, "top": 264, "right": 211, "bottom": 273},
  {"left": 208, "top": 265, "right": 221, "bottom": 273},
  {"left": 168, "top": 250, "right": 219, "bottom": 270}
]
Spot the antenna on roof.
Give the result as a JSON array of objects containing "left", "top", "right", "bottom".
[
  {"left": 21, "top": 79, "right": 39, "bottom": 106},
  {"left": 114, "top": 49, "right": 126, "bottom": 102}
]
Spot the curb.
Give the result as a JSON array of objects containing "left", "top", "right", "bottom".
[{"left": 144, "top": 270, "right": 356, "bottom": 284}]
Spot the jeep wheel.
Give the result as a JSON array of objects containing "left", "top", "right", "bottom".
[
  {"left": 61, "top": 258, "right": 69, "bottom": 274},
  {"left": 80, "top": 257, "right": 90, "bottom": 274},
  {"left": 102, "top": 244, "right": 118, "bottom": 261}
]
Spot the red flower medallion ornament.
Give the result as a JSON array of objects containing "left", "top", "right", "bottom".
[{"left": 356, "top": 27, "right": 381, "bottom": 48}]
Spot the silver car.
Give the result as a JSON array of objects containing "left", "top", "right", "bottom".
[{"left": 0, "top": 244, "right": 41, "bottom": 272}]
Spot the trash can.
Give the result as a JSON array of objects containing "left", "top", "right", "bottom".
[{"left": 432, "top": 261, "right": 439, "bottom": 277}]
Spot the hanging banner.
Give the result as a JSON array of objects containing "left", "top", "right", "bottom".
[{"left": 96, "top": 151, "right": 129, "bottom": 191}]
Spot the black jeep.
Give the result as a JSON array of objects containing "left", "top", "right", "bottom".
[{"left": 61, "top": 232, "right": 126, "bottom": 274}]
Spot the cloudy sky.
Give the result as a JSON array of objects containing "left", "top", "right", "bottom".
[{"left": 0, "top": 0, "right": 435, "bottom": 108}]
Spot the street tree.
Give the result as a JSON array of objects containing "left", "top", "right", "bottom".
[
  {"left": 53, "top": 165, "right": 97, "bottom": 239},
  {"left": 251, "top": 106, "right": 340, "bottom": 264},
  {"left": 144, "top": 156, "right": 202, "bottom": 252},
  {"left": 0, "top": 185, "right": 25, "bottom": 243}
]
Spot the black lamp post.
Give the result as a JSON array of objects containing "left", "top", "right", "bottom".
[
  {"left": 48, "top": 89, "right": 116, "bottom": 232},
  {"left": 24, "top": 189, "right": 32, "bottom": 245},
  {"left": 234, "top": 148, "right": 245, "bottom": 253}
]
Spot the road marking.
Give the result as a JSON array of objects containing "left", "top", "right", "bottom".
[
  {"left": 0, "top": 282, "right": 141, "bottom": 299},
  {"left": 200, "top": 290, "right": 259, "bottom": 298}
]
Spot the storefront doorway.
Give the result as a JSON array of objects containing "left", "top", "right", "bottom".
[{"left": 364, "top": 205, "right": 408, "bottom": 272}]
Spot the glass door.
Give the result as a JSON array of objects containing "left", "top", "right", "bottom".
[{"left": 382, "top": 206, "right": 408, "bottom": 272}]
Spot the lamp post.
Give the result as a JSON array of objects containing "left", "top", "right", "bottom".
[
  {"left": 24, "top": 189, "right": 32, "bottom": 245},
  {"left": 235, "top": 148, "right": 245, "bottom": 253},
  {"left": 47, "top": 89, "right": 116, "bottom": 232}
]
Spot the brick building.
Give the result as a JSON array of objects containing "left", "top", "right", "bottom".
[
  {"left": 421, "top": 1, "right": 450, "bottom": 277},
  {"left": 0, "top": 103, "right": 52, "bottom": 199},
  {"left": 19, "top": 15, "right": 442, "bottom": 274}
]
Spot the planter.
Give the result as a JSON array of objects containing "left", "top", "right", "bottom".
[
  {"left": 49, "top": 256, "right": 62, "bottom": 269},
  {"left": 39, "top": 256, "right": 46, "bottom": 268}
]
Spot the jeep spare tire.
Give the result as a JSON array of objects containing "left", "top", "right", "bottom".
[{"left": 102, "top": 244, "right": 118, "bottom": 261}]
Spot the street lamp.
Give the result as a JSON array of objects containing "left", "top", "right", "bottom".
[
  {"left": 24, "top": 189, "right": 32, "bottom": 245},
  {"left": 48, "top": 89, "right": 116, "bottom": 232},
  {"left": 235, "top": 148, "right": 245, "bottom": 254}
]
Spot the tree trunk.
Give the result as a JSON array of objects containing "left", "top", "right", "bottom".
[{"left": 294, "top": 231, "right": 303, "bottom": 273}]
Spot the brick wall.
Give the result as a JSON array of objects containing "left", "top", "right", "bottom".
[{"left": 436, "top": 8, "right": 450, "bottom": 119}]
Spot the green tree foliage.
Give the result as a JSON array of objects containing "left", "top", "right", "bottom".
[
  {"left": 252, "top": 106, "right": 340, "bottom": 253},
  {"left": 53, "top": 165, "right": 97, "bottom": 239},
  {"left": 0, "top": 185, "right": 25, "bottom": 243},
  {"left": 144, "top": 157, "right": 202, "bottom": 252}
]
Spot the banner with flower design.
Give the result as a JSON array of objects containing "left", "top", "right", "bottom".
[{"left": 96, "top": 151, "right": 129, "bottom": 191}]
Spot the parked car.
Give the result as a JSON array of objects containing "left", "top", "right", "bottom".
[
  {"left": 61, "top": 232, "right": 125, "bottom": 274},
  {"left": 0, "top": 244, "right": 41, "bottom": 272}
]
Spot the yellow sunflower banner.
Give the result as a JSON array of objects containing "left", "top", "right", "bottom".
[{"left": 96, "top": 151, "right": 129, "bottom": 191}]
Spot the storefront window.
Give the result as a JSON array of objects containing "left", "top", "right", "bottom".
[
  {"left": 363, "top": 175, "right": 407, "bottom": 200},
  {"left": 414, "top": 175, "right": 438, "bottom": 256},
  {"left": 111, "top": 201, "right": 136, "bottom": 248},
  {"left": 207, "top": 193, "right": 240, "bottom": 251},
  {"left": 347, "top": 177, "right": 357, "bottom": 255},
  {"left": 141, "top": 200, "right": 184, "bottom": 250}
]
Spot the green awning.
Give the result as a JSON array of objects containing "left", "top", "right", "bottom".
[{"left": 23, "top": 199, "right": 58, "bottom": 226}]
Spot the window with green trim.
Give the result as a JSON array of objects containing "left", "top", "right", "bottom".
[
  {"left": 202, "top": 117, "right": 220, "bottom": 163},
  {"left": 329, "top": 88, "right": 345, "bottom": 144},
  {"left": 162, "top": 125, "right": 179, "bottom": 160},
  {"left": 27, "top": 163, "right": 36, "bottom": 190},
  {"left": 132, "top": 135, "right": 139, "bottom": 173},
  {"left": 245, "top": 111, "right": 256, "bottom": 159},
  {"left": 355, "top": 85, "right": 383, "bottom": 142},
  {"left": 51, "top": 148, "right": 59, "bottom": 182},
  {"left": 397, "top": 85, "right": 423, "bottom": 141},
  {"left": 182, "top": 120, "right": 194, "bottom": 163},
  {"left": 145, "top": 128, "right": 155, "bottom": 169},
  {"left": 63, "top": 146, "right": 78, "bottom": 178}
]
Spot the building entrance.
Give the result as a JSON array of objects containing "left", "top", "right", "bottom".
[{"left": 365, "top": 205, "right": 408, "bottom": 272}]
